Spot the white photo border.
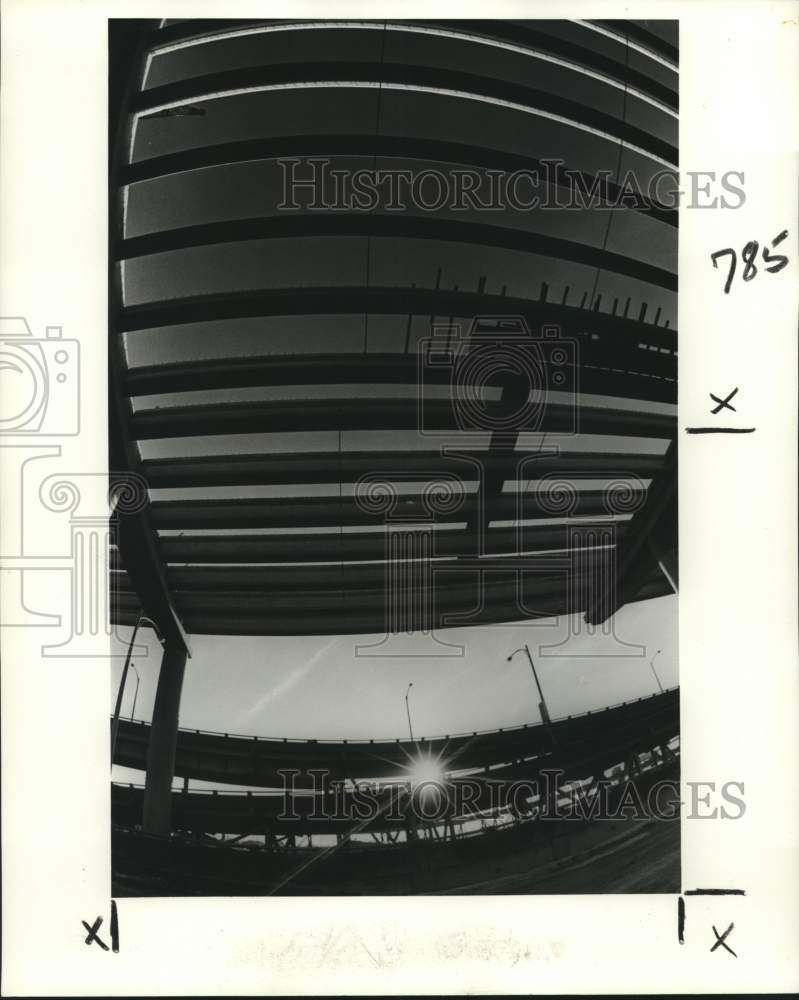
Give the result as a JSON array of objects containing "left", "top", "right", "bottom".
[{"left": 1, "top": 1, "right": 797, "bottom": 994}]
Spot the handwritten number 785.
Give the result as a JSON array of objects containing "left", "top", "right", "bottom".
[{"left": 711, "top": 230, "right": 789, "bottom": 294}]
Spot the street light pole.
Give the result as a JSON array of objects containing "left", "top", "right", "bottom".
[
  {"left": 508, "top": 644, "right": 552, "bottom": 726},
  {"left": 405, "top": 682, "right": 414, "bottom": 741},
  {"left": 111, "top": 615, "right": 162, "bottom": 769},
  {"left": 129, "top": 664, "right": 141, "bottom": 721},
  {"left": 650, "top": 649, "right": 665, "bottom": 694}
]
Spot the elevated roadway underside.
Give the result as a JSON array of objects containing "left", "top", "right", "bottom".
[{"left": 114, "top": 687, "right": 678, "bottom": 787}]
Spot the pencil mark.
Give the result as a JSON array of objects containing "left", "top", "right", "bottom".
[
  {"left": 685, "top": 427, "right": 755, "bottom": 434},
  {"left": 685, "top": 888, "right": 746, "bottom": 896},
  {"left": 350, "top": 929, "right": 383, "bottom": 969},
  {"left": 710, "top": 922, "right": 737, "bottom": 957},
  {"left": 110, "top": 899, "right": 120, "bottom": 953},
  {"left": 711, "top": 229, "right": 789, "bottom": 292},
  {"left": 709, "top": 387, "right": 738, "bottom": 413},
  {"left": 82, "top": 916, "right": 109, "bottom": 951}
]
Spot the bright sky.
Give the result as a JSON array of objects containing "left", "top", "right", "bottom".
[{"left": 110, "top": 593, "right": 676, "bottom": 767}]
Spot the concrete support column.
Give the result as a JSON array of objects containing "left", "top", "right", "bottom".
[{"left": 142, "top": 643, "right": 187, "bottom": 835}]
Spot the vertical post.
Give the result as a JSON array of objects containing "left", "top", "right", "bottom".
[
  {"left": 523, "top": 644, "right": 551, "bottom": 726},
  {"left": 142, "top": 643, "right": 187, "bottom": 835},
  {"left": 405, "top": 682, "right": 414, "bottom": 741},
  {"left": 649, "top": 649, "right": 665, "bottom": 694},
  {"left": 111, "top": 618, "right": 145, "bottom": 767}
]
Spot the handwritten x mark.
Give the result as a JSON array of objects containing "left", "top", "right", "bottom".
[
  {"left": 82, "top": 916, "right": 109, "bottom": 951},
  {"left": 710, "top": 922, "right": 737, "bottom": 957},
  {"left": 710, "top": 388, "right": 738, "bottom": 414}
]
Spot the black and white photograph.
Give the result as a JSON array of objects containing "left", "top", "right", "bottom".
[
  {"left": 109, "top": 16, "right": 680, "bottom": 896},
  {"left": 2, "top": 1, "right": 798, "bottom": 995}
]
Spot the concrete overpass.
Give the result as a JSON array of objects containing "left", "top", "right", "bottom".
[{"left": 109, "top": 17, "right": 678, "bottom": 843}]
